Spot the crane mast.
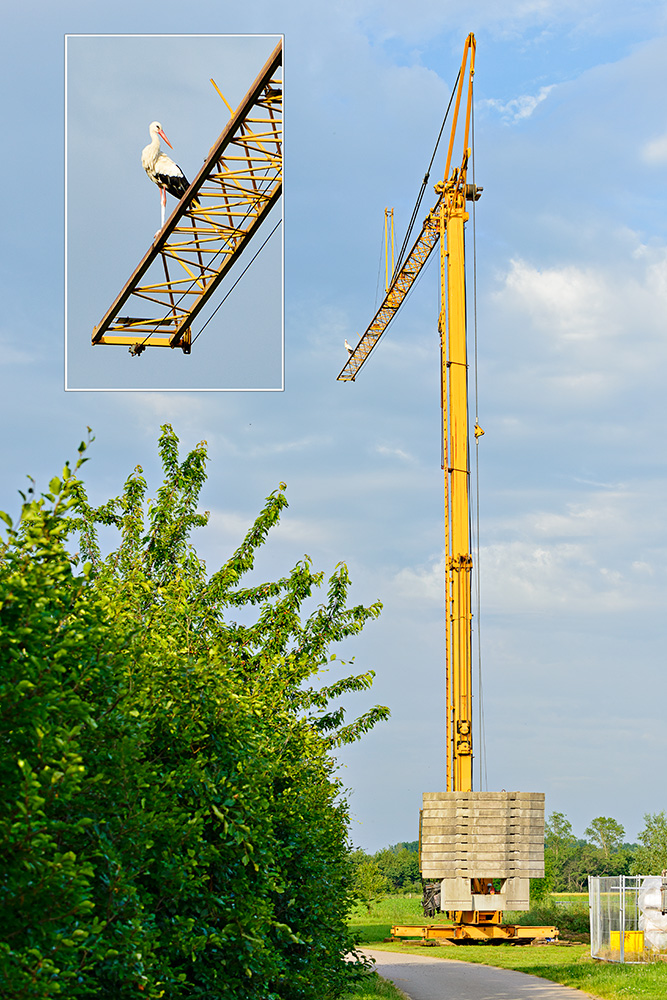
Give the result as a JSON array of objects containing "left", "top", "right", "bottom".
[
  {"left": 339, "top": 34, "right": 549, "bottom": 941},
  {"left": 440, "top": 161, "right": 474, "bottom": 795},
  {"left": 339, "top": 34, "right": 479, "bottom": 794}
]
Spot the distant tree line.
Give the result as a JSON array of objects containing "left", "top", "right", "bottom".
[{"left": 534, "top": 810, "right": 667, "bottom": 897}]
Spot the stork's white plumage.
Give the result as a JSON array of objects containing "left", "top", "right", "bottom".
[
  {"left": 344, "top": 339, "right": 354, "bottom": 355},
  {"left": 141, "top": 121, "right": 191, "bottom": 230}
]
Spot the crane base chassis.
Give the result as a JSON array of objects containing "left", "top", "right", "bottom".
[{"left": 390, "top": 923, "right": 558, "bottom": 944}]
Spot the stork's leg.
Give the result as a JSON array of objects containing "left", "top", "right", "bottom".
[{"left": 160, "top": 187, "right": 166, "bottom": 229}]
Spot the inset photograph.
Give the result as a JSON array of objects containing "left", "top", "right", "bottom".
[{"left": 65, "top": 34, "right": 283, "bottom": 391}]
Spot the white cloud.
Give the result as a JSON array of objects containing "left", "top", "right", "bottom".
[
  {"left": 480, "top": 483, "right": 667, "bottom": 613},
  {"left": 501, "top": 257, "right": 609, "bottom": 341},
  {"left": 482, "top": 84, "right": 555, "bottom": 123},
  {"left": 392, "top": 556, "right": 444, "bottom": 603},
  {"left": 490, "top": 248, "right": 667, "bottom": 409},
  {"left": 376, "top": 444, "right": 415, "bottom": 462},
  {"left": 481, "top": 538, "right": 626, "bottom": 612},
  {"left": 642, "top": 132, "right": 667, "bottom": 164},
  {"left": 386, "top": 484, "right": 667, "bottom": 618}
]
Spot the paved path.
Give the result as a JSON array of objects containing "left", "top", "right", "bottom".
[{"left": 362, "top": 949, "right": 597, "bottom": 1000}]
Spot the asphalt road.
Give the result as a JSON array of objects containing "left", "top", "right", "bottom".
[{"left": 362, "top": 949, "right": 596, "bottom": 1000}]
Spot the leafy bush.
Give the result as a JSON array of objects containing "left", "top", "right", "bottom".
[{"left": 0, "top": 427, "right": 388, "bottom": 999}]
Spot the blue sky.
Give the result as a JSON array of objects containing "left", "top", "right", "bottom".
[{"left": 2, "top": 0, "right": 667, "bottom": 852}]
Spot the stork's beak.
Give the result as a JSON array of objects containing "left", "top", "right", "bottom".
[{"left": 157, "top": 128, "right": 173, "bottom": 149}]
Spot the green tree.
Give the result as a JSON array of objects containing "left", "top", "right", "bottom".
[
  {"left": 0, "top": 427, "right": 389, "bottom": 1000},
  {"left": 374, "top": 844, "right": 420, "bottom": 893},
  {"left": 530, "top": 850, "right": 557, "bottom": 903},
  {"left": 545, "top": 811, "right": 576, "bottom": 858},
  {"left": 630, "top": 812, "right": 667, "bottom": 875},
  {"left": 584, "top": 817, "right": 625, "bottom": 859},
  {"left": 349, "top": 851, "right": 390, "bottom": 911}
]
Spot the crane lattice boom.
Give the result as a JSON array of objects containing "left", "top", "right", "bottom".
[{"left": 92, "top": 40, "right": 282, "bottom": 354}]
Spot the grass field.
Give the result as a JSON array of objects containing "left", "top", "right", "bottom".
[{"left": 349, "top": 894, "right": 667, "bottom": 1000}]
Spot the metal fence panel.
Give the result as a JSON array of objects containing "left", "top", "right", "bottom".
[{"left": 589, "top": 874, "right": 667, "bottom": 963}]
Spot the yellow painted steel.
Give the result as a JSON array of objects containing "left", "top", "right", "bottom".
[
  {"left": 92, "top": 41, "right": 282, "bottom": 354},
  {"left": 391, "top": 923, "right": 558, "bottom": 942},
  {"left": 441, "top": 191, "right": 473, "bottom": 794},
  {"left": 338, "top": 34, "right": 478, "bottom": 794},
  {"left": 384, "top": 207, "right": 395, "bottom": 293}
]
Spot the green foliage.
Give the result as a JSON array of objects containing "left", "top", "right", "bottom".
[
  {"left": 630, "top": 812, "right": 667, "bottom": 875},
  {"left": 350, "top": 841, "right": 421, "bottom": 903},
  {"left": 545, "top": 811, "right": 576, "bottom": 856},
  {"left": 350, "top": 852, "right": 390, "bottom": 912},
  {"left": 542, "top": 811, "right": 637, "bottom": 892},
  {"left": 0, "top": 426, "right": 389, "bottom": 999},
  {"left": 584, "top": 817, "right": 625, "bottom": 859},
  {"left": 508, "top": 899, "right": 590, "bottom": 936},
  {"left": 529, "top": 849, "right": 557, "bottom": 903},
  {"left": 339, "top": 971, "right": 406, "bottom": 1000},
  {"left": 373, "top": 844, "right": 420, "bottom": 894}
]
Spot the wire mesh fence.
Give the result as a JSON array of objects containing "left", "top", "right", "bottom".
[{"left": 589, "top": 874, "right": 667, "bottom": 963}]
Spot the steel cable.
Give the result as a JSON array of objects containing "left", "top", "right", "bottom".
[
  {"left": 191, "top": 218, "right": 282, "bottom": 345},
  {"left": 393, "top": 68, "right": 462, "bottom": 278}
]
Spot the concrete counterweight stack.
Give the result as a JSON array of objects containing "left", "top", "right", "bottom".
[{"left": 420, "top": 791, "right": 545, "bottom": 916}]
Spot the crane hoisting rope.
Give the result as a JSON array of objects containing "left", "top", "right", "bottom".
[{"left": 393, "top": 68, "right": 462, "bottom": 278}]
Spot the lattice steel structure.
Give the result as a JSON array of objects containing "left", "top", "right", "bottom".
[
  {"left": 92, "top": 40, "right": 282, "bottom": 354},
  {"left": 336, "top": 210, "right": 440, "bottom": 381}
]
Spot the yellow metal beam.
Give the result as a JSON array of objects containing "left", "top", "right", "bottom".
[
  {"left": 92, "top": 40, "right": 282, "bottom": 354},
  {"left": 441, "top": 186, "right": 473, "bottom": 793},
  {"left": 391, "top": 923, "right": 559, "bottom": 942}
]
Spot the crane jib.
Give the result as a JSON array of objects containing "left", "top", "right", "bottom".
[{"left": 336, "top": 205, "right": 442, "bottom": 381}]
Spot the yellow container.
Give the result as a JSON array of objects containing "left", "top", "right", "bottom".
[{"left": 609, "top": 930, "right": 644, "bottom": 953}]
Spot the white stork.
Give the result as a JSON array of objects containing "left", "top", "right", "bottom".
[{"left": 141, "top": 121, "right": 192, "bottom": 232}]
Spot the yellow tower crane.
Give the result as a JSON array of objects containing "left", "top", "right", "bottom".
[{"left": 338, "top": 34, "right": 554, "bottom": 943}]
